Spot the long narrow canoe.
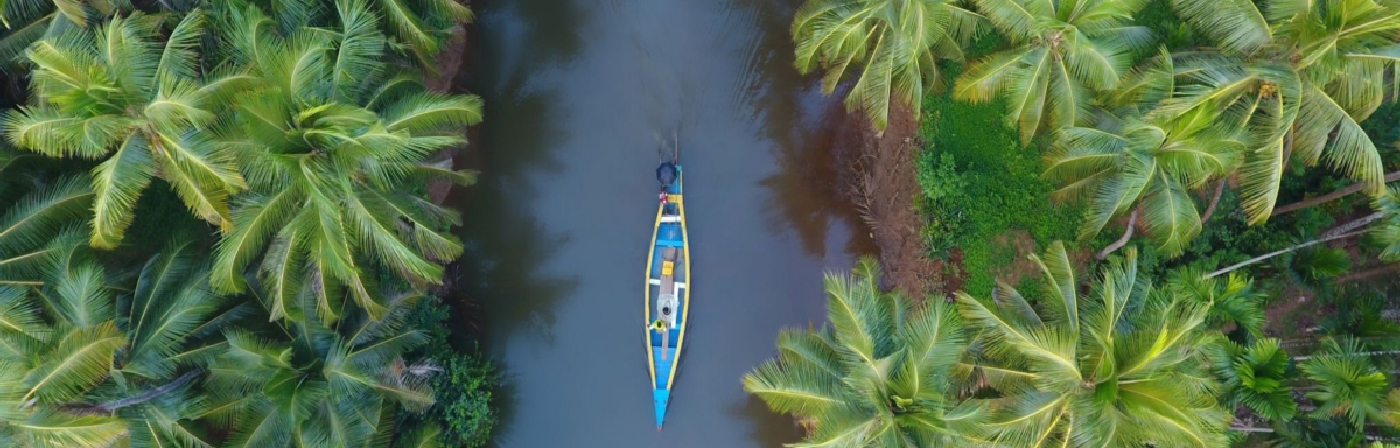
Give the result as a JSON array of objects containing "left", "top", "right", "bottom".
[{"left": 645, "top": 164, "right": 689, "bottom": 430}]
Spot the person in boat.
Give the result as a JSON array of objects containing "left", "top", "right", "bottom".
[{"left": 656, "top": 161, "right": 677, "bottom": 203}]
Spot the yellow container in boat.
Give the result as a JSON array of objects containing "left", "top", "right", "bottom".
[{"left": 661, "top": 260, "right": 675, "bottom": 276}]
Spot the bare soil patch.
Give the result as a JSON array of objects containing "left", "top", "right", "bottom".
[
  {"left": 835, "top": 103, "right": 943, "bottom": 298},
  {"left": 425, "top": 21, "right": 472, "bottom": 205}
]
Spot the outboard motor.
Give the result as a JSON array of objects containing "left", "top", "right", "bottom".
[{"left": 656, "top": 161, "right": 677, "bottom": 188}]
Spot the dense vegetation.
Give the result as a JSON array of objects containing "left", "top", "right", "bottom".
[
  {"left": 0, "top": 0, "right": 497, "bottom": 447},
  {"left": 766, "top": 0, "right": 1400, "bottom": 446}
]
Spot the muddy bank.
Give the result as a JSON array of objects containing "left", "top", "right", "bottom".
[
  {"left": 425, "top": 7, "right": 474, "bottom": 204},
  {"left": 834, "top": 103, "right": 944, "bottom": 297}
]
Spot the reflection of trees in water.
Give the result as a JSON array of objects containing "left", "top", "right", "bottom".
[
  {"left": 730, "top": 0, "right": 868, "bottom": 259},
  {"left": 474, "top": 0, "right": 586, "bottom": 75},
  {"left": 731, "top": 394, "right": 805, "bottom": 446},
  {"left": 454, "top": 40, "right": 578, "bottom": 343},
  {"left": 450, "top": 1, "right": 587, "bottom": 439}
]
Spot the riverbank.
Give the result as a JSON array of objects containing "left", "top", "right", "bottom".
[
  {"left": 836, "top": 92, "right": 1086, "bottom": 299},
  {"left": 835, "top": 102, "right": 945, "bottom": 297},
  {"left": 426, "top": 17, "right": 473, "bottom": 204},
  {"left": 412, "top": 3, "right": 503, "bottom": 447}
]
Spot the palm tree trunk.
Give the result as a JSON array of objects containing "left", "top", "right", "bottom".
[
  {"left": 1229, "top": 426, "right": 1398, "bottom": 442},
  {"left": 1291, "top": 350, "right": 1400, "bottom": 361},
  {"left": 1205, "top": 230, "right": 1369, "bottom": 279},
  {"left": 97, "top": 369, "right": 202, "bottom": 411},
  {"left": 1338, "top": 263, "right": 1400, "bottom": 284},
  {"left": 1323, "top": 212, "right": 1383, "bottom": 236},
  {"left": 1200, "top": 179, "right": 1227, "bottom": 223},
  {"left": 1272, "top": 170, "right": 1400, "bottom": 217},
  {"left": 1096, "top": 207, "right": 1139, "bottom": 260}
]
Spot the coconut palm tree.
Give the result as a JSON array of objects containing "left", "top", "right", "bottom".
[
  {"left": 373, "top": 0, "right": 472, "bottom": 65},
  {"left": 211, "top": 0, "right": 470, "bottom": 68},
  {"left": 955, "top": 0, "right": 1151, "bottom": 144},
  {"left": 206, "top": 291, "right": 436, "bottom": 448},
  {"left": 1, "top": 10, "right": 254, "bottom": 248},
  {"left": 743, "top": 258, "right": 989, "bottom": 447},
  {"left": 792, "top": 0, "right": 982, "bottom": 130},
  {"left": 1300, "top": 337, "right": 1395, "bottom": 431},
  {"left": 1209, "top": 337, "right": 1298, "bottom": 421},
  {"left": 1167, "top": 268, "right": 1266, "bottom": 342},
  {"left": 955, "top": 242, "right": 1231, "bottom": 447},
  {"left": 0, "top": 242, "right": 241, "bottom": 448},
  {"left": 1369, "top": 186, "right": 1400, "bottom": 262},
  {"left": 1043, "top": 110, "right": 1245, "bottom": 256},
  {"left": 0, "top": 174, "right": 91, "bottom": 286},
  {"left": 0, "top": 0, "right": 133, "bottom": 70},
  {"left": 209, "top": 0, "right": 480, "bottom": 321},
  {"left": 1147, "top": 0, "right": 1400, "bottom": 223}
]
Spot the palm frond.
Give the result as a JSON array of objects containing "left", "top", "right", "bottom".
[
  {"left": 1294, "top": 84, "right": 1386, "bottom": 193},
  {"left": 211, "top": 188, "right": 302, "bottom": 294},
  {"left": 1169, "top": 0, "right": 1269, "bottom": 52},
  {"left": 1141, "top": 171, "right": 1202, "bottom": 256},
  {"left": 0, "top": 175, "right": 91, "bottom": 259},
  {"left": 89, "top": 133, "right": 154, "bottom": 248},
  {"left": 331, "top": 0, "right": 387, "bottom": 102},
  {"left": 796, "top": 0, "right": 981, "bottom": 130},
  {"left": 22, "top": 321, "right": 123, "bottom": 404},
  {"left": 6, "top": 410, "right": 126, "bottom": 448},
  {"left": 382, "top": 91, "right": 482, "bottom": 133},
  {"left": 375, "top": 0, "right": 447, "bottom": 62}
]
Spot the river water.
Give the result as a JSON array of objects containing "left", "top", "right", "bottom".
[{"left": 453, "top": 0, "right": 868, "bottom": 446}]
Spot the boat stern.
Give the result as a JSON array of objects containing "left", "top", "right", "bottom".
[{"left": 653, "top": 389, "right": 670, "bottom": 430}]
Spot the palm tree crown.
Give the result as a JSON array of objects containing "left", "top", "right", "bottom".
[
  {"left": 956, "top": 0, "right": 1151, "bottom": 144},
  {"left": 1043, "top": 110, "right": 1244, "bottom": 255},
  {"left": 792, "top": 0, "right": 981, "bottom": 130},
  {"left": 955, "top": 242, "right": 1230, "bottom": 447},
  {"left": 1153, "top": 0, "right": 1400, "bottom": 222},
  {"left": 744, "top": 258, "right": 988, "bottom": 447},
  {"left": 1209, "top": 337, "right": 1298, "bottom": 422},
  {"left": 209, "top": 0, "right": 481, "bottom": 322},
  {"left": 2, "top": 10, "right": 253, "bottom": 248},
  {"left": 0, "top": 242, "right": 238, "bottom": 448},
  {"left": 207, "top": 292, "right": 435, "bottom": 448}
]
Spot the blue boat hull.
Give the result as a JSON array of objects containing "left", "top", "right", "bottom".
[{"left": 645, "top": 165, "right": 688, "bottom": 430}]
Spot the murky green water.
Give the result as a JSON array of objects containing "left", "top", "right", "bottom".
[{"left": 453, "top": 1, "right": 869, "bottom": 446}]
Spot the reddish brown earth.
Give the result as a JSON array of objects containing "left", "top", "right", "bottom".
[
  {"left": 834, "top": 102, "right": 944, "bottom": 298},
  {"left": 425, "top": 7, "right": 473, "bottom": 205}
]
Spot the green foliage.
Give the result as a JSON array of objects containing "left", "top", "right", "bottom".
[
  {"left": 1127, "top": 186, "right": 1335, "bottom": 292},
  {"left": 3, "top": 11, "right": 254, "bottom": 248},
  {"left": 916, "top": 92, "right": 1079, "bottom": 295},
  {"left": 1275, "top": 246, "right": 1351, "bottom": 289},
  {"left": 1270, "top": 417, "right": 1368, "bottom": 448},
  {"left": 1140, "top": 0, "right": 1400, "bottom": 223},
  {"left": 207, "top": 293, "right": 435, "bottom": 448},
  {"left": 1167, "top": 268, "right": 1267, "bottom": 341},
  {"left": 956, "top": 242, "right": 1231, "bottom": 446},
  {"left": 0, "top": 241, "right": 238, "bottom": 448},
  {"left": 398, "top": 295, "right": 498, "bottom": 448},
  {"left": 1210, "top": 338, "right": 1298, "bottom": 421},
  {"left": 1371, "top": 186, "right": 1400, "bottom": 261},
  {"left": 1319, "top": 285, "right": 1400, "bottom": 340},
  {"left": 955, "top": 0, "right": 1151, "bottom": 143},
  {"left": 0, "top": 2, "right": 495, "bottom": 448},
  {"left": 1133, "top": 0, "right": 1200, "bottom": 52},
  {"left": 791, "top": 0, "right": 981, "bottom": 130},
  {"left": 744, "top": 258, "right": 989, "bottom": 445},
  {"left": 431, "top": 349, "right": 498, "bottom": 448},
  {"left": 207, "top": 0, "right": 480, "bottom": 322},
  {"left": 1045, "top": 110, "right": 1244, "bottom": 256}
]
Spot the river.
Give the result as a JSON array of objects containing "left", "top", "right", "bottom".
[{"left": 452, "top": 0, "right": 869, "bottom": 446}]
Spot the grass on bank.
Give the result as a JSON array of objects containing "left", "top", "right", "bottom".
[{"left": 915, "top": 92, "right": 1081, "bottom": 297}]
